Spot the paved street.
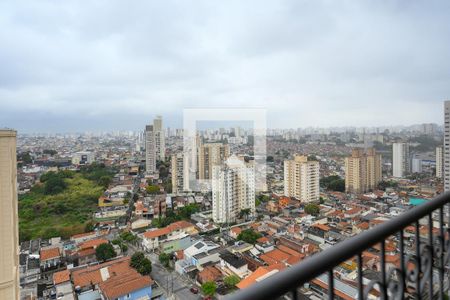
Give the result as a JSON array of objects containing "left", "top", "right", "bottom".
[{"left": 128, "top": 244, "right": 201, "bottom": 300}]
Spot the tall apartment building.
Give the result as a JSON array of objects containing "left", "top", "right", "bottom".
[
  {"left": 212, "top": 155, "right": 255, "bottom": 224},
  {"left": 444, "top": 101, "right": 450, "bottom": 191},
  {"left": 153, "top": 115, "right": 165, "bottom": 161},
  {"left": 145, "top": 125, "right": 156, "bottom": 173},
  {"left": 145, "top": 116, "right": 166, "bottom": 174},
  {"left": 436, "top": 146, "right": 443, "bottom": 178},
  {"left": 392, "top": 143, "right": 410, "bottom": 178},
  {"left": 198, "top": 143, "right": 230, "bottom": 180},
  {"left": 0, "top": 130, "right": 19, "bottom": 300},
  {"left": 283, "top": 155, "right": 320, "bottom": 202},
  {"left": 345, "top": 148, "right": 382, "bottom": 194},
  {"left": 171, "top": 153, "right": 189, "bottom": 194}
]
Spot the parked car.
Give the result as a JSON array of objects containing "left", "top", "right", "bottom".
[{"left": 190, "top": 287, "right": 199, "bottom": 294}]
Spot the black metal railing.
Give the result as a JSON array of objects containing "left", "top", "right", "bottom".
[{"left": 226, "top": 192, "right": 450, "bottom": 300}]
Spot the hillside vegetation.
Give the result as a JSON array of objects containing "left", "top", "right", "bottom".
[{"left": 19, "top": 164, "right": 114, "bottom": 242}]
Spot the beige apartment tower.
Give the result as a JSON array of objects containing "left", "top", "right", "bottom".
[
  {"left": 0, "top": 130, "right": 19, "bottom": 300},
  {"left": 284, "top": 155, "right": 320, "bottom": 202},
  {"left": 198, "top": 143, "right": 230, "bottom": 180},
  {"left": 436, "top": 146, "right": 443, "bottom": 178},
  {"left": 171, "top": 153, "right": 190, "bottom": 194},
  {"left": 345, "top": 148, "right": 382, "bottom": 194}
]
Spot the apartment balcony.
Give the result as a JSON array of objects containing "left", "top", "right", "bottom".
[{"left": 226, "top": 193, "right": 450, "bottom": 300}]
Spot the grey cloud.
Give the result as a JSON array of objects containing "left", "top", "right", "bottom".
[{"left": 0, "top": 0, "right": 450, "bottom": 132}]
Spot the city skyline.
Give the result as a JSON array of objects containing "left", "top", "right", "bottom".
[{"left": 1, "top": 1, "right": 450, "bottom": 132}]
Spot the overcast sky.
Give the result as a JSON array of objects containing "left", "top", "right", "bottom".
[{"left": 1, "top": 1, "right": 450, "bottom": 132}]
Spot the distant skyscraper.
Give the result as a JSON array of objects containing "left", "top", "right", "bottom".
[
  {"left": 392, "top": 143, "right": 410, "bottom": 178},
  {"left": 145, "top": 125, "right": 156, "bottom": 173},
  {"left": 0, "top": 129, "right": 19, "bottom": 300},
  {"left": 212, "top": 155, "right": 255, "bottom": 223},
  {"left": 198, "top": 143, "right": 230, "bottom": 180},
  {"left": 153, "top": 115, "right": 165, "bottom": 161},
  {"left": 171, "top": 153, "right": 189, "bottom": 194},
  {"left": 283, "top": 155, "right": 320, "bottom": 202},
  {"left": 345, "top": 148, "right": 382, "bottom": 194},
  {"left": 145, "top": 116, "right": 166, "bottom": 174},
  {"left": 444, "top": 101, "right": 450, "bottom": 191},
  {"left": 436, "top": 146, "right": 443, "bottom": 178}
]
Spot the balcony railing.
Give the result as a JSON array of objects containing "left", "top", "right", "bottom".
[{"left": 226, "top": 192, "right": 450, "bottom": 300}]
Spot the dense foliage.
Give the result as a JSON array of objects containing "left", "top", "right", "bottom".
[
  {"left": 130, "top": 252, "right": 152, "bottom": 275},
  {"left": 237, "top": 228, "right": 262, "bottom": 244},
  {"left": 201, "top": 281, "right": 217, "bottom": 296},
  {"left": 320, "top": 175, "right": 345, "bottom": 192},
  {"left": 304, "top": 203, "right": 320, "bottom": 216},
  {"left": 224, "top": 275, "right": 240, "bottom": 288},
  {"left": 95, "top": 243, "right": 116, "bottom": 262},
  {"left": 19, "top": 167, "right": 114, "bottom": 242},
  {"left": 159, "top": 252, "right": 170, "bottom": 268},
  {"left": 151, "top": 204, "right": 199, "bottom": 228}
]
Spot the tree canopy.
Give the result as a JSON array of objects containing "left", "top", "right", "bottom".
[
  {"left": 304, "top": 203, "right": 320, "bottom": 216},
  {"left": 201, "top": 281, "right": 217, "bottom": 296},
  {"left": 224, "top": 274, "right": 241, "bottom": 288},
  {"left": 95, "top": 243, "right": 116, "bottom": 262},
  {"left": 237, "top": 228, "right": 262, "bottom": 244},
  {"left": 130, "top": 252, "right": 152, "bottom": 275},
  {"left": 320, "top": 175, "right": 345, "bottom": 192}
]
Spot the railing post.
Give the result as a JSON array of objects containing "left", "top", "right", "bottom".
[
  {"left": 357, "top": 253, "right": 363, "bottom": 300},
  {"left": 399, "top": 230, "right": 405, "bottom": 300},
  {"left": 380, "top": 240, "right": 387, "bottom": 299},
  {"left": 439, "top": 207, "right": 444, "bottom": 300},
  {"left": 415, "top": 221, "right": 422, "bottom": 300},
  {"left": 328, "top": 269, "right": 334, "bottom": 300},
  {"left": 428, "top": 214, "right": 434, "bottom": 299}
]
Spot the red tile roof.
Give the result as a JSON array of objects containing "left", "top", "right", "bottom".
[
  {"left": 53, "top": 270, "right": 70, "bottom": 285},
  {"left": 40, "top": 247, "right": 60, "bottom": 261},
  {"left": 79, "top": 238, "right": 108, "bottom": 250},
  {"left": 98, "top": 271, "right": 153, "bottom": 299}
]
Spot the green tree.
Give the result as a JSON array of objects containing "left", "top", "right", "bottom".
[
  {"left": 320, "top": 175, "right": 345, "bottom": 192},
  {"left": 305, "top": 203, "right": 320, "bottom": 216},
  {"left": 159, "top": 252, "right": 170, "bottom": 268},
  {"left": 130, "top": 252, "right": 152, "bottom": 275},
  {"left": 98, "top": 176, "right": 112, "bottom": 188},
  {"left": 146, "top": 185, "right": 160, "bottom": 194},
  {"left": 95, "top": 243, "right": 116, "bottom": 262},
  {"left": 224, "top": 274, "right": 240, "bottom": 288},
  {"left": 201, "top": 281, "right": 217, "bottom": 296},
  {"left": 84, "top": 221, "right": 95, "bottom": 233},
  {"left": 237, "top": 229, "right": 262, "bottom": 244},
  {"left": 239, "top": 208, "right": 251, "bottom": 220}
]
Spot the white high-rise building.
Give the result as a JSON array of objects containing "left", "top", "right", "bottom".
[
  {"left": 145, "top": 125, "right": 156, "bottom": 174},
  {"left": 145, "top": 116, "right": 166, "bottom": 174},
  {"left": 153, "top": 115, "right": 165, "bottom": 161},
  {"left": 284, "top": 155, "right": 320, "bottom": 202},
  {"left": 212, "top": 155, "right": 255, "bottom": 224},
  {"left": 0, "top": 130, "right": 19, "bottom": 300},
  {"left": 171, "top": 153, "right": 190, "bottom": 194},
  {"left": 444, "top": 101, "right": 450, "bottom": 191},
  {"left": 392, "top": 143, "right": 410, "bottom": 178},
  {"left": 436, "top": 146, "right": 443, "bottom": 178}
]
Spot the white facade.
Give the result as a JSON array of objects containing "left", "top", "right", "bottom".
[
  {"left": 436, "top": 146, "right": 443, "bottom": 178},
  {"left": 284, "top": 155, "right": 320, "bottom": 202},
  {"left": 445, "top": 101, "right": 450, "bottom": 191},
  {"left": 153, "top": 115, "right": 165, "bottom": 161},
  {"left": 392, "top": 143, "right": 410, "bottom": 178},
  {"left": 72, "top": 151, "right": 95, "bottom": 165},
  {"left": 212, "top": 156, "right": 255, "bottom": 224}
]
